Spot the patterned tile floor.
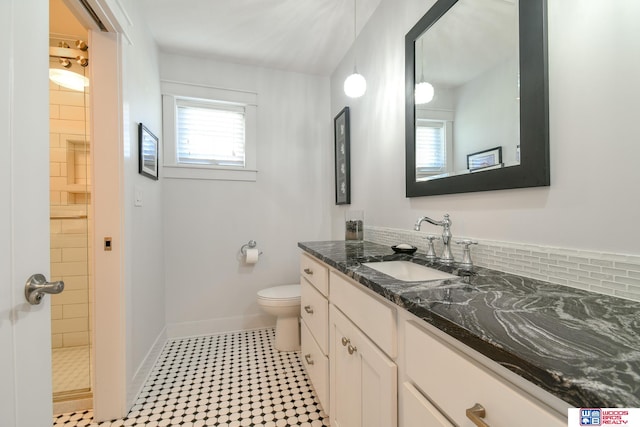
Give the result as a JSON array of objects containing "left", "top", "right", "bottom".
[
  {"left": 53, "top": 346, "right": 92, "bottom": 394},
  {"left": 53, "top": 328, "right": 330, "bottom": 426}
]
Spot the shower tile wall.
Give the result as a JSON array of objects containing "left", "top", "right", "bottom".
[{"left": 49, "top": 80, "right": 92, "bottom": 349}]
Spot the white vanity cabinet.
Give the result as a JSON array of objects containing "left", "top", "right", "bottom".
[
  {"left": 401, "top": 320, "right": 566, "bottom": 427},
  {"left": 299, "top": 250, "right": 567, "bottom": 427},
  {"left": 300, "top": 253, "right": 330, "bottom": 412},
  {"left": 329, "top": 270, "right": 398, "bottom": 427}
]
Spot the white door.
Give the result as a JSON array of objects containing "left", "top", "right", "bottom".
[{"left": 0, "top": 0, "right": 54, "bottom": 426}]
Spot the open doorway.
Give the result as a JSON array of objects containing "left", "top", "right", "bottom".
[{"left": 49, "top": 0, "right": 93, "bottom": 414}]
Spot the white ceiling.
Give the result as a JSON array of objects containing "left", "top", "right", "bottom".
[{"left": 138, "top": 0, "right": 382, "bottom": 76}]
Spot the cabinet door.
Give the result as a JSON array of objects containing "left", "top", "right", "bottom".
[
  {"left": 330, "top": 306, "right": 361, "bottom": 427},
  {"left": 301, "top": 319, "right": 329, "bottom": 412},
  {"left": 330, "top": 305, "right": 397, "bottom": 427},
  {"left": 360, "top": 328, "right": 398, "bottom": 427}
]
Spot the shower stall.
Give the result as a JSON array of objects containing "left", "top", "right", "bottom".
[{"left": 49, "top": 35, "right": 93, "bottom": 407}]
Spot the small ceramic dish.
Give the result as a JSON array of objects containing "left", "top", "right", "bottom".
[{"left": 391, "top": 245, "right": 418, "bottom": 255}]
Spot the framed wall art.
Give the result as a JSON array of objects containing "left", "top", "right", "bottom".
[
  {"left": 139, "top": 123, "right": 159, "bottom": 180},
  {"left": 334, "top": 107, "right": 350, "bottom": 205},
  {"left": 467, "top": 146, "right": 502, "bottom": 172}
]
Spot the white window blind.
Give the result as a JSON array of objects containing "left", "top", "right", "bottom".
[
  {"left": 416, "top": 120, "right": 446, "bottom": 173},
  {"left": 176, "top": 100, "right": 246, "bottom": 167}
]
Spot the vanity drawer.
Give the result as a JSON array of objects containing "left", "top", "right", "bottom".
[
  {"left": 301, "top": 279, "right": 328, "bottom": 354},
  {"left": 402, "top": 382, "right": 454, "bottom": 427},
  {"left": 405, "top": 321, "right": 565, "bottom": 427},
  {"left": 301, "top": 319, "right": 329, "bottom": 413},
  {"left": 300, "top": 253, "right": 328, "bottom": 296},
  {"left": 330, "top": 270, "right": 396, "bottom": 358}
]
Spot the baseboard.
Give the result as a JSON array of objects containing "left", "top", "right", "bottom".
[
  {"left": 127, "top": 326, "right": 168, "bottom": 409},
  {"left": 166, "top": 313, "right": 275, "bottom": 339},
  {"left": 53, "top": 397, "right": 93, "bottom": 415}
]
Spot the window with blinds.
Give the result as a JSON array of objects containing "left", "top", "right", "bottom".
[
  {"left": 176, "top": 100, "right": 246, "bottom": 167},
  {"left": 416, "top": 119, "right": 446, "bottom": 175}
]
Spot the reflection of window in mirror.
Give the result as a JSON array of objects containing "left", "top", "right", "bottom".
[{"left": 415, "top": 119, "right": 453, "bottom": 181}]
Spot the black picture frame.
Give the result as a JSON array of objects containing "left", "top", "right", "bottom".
[
  {"left": 334, "top": 107, "right": 351, "bottom": 205},
  {"left": 467, "top": 146, "right": 503, "bottom": 171},
  {"left": 138, "top": 123, "right": 159, "bottom": 181}
]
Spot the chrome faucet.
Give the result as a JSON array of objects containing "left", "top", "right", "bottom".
[{"left": 414, "top": 214, "right": 455, "bottom": 264}]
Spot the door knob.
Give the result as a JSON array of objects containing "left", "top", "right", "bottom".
[{"left": 24, "top": 274, "right": 64, "bottom": 305}]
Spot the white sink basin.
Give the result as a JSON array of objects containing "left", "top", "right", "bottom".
[{"left": 362, "top": 261, "right": 457, "bottom": 282}]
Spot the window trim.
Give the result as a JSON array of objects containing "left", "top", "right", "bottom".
[{"left": 161, "top": 80, "right": 258, "bottom": 181}]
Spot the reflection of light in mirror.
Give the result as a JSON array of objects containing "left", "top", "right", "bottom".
[
  {"left": 415, "top": 81, "right": 434, "bottom": 104},
  {"left": 344, "top": 72, "right": 367, "bottom": 98}
]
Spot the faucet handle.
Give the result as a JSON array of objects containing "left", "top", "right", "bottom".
[
  {"left": 424, "top": 235, "right": 440, "bottom": 260},
  {"left": 455, "top": 240, "right": 478, "bottom": 269}
]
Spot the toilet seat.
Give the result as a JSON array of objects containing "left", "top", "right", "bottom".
[{"left": 257, "top": 284, "right": 300, "bottom": 302}]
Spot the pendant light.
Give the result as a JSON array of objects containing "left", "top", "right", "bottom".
[
  {"left": 414, "top": 38, "right": 434, "bottom": 104},
  {"left": 344, "top": 0, "right": 366, "bottom": 98}
]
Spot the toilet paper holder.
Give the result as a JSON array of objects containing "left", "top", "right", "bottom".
[{"left": 240, "top": 240, "right": 263, "bottom": 256}]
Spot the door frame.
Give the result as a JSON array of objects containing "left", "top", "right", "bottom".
[
  {"left": 65, "top": 0, "right": 131, "bottom": 421},
  {"left": 90, "top": 29, "right": 127, "bottom": 421}
]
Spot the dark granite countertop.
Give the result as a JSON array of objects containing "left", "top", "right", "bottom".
[{"left": 298, "top": 240, "right": 640, "bottom": 409}]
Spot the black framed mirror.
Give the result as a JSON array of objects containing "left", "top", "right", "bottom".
[{"left": 405, "top": 0, "right": 549, "bottom": 197}]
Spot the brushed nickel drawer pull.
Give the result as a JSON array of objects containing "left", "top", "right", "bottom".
[
  {"left": 348, "top": 344, "right": 357, "bottom": 355},
  {"left": 341, "top": 337, "right": 350, "bottom": 347},
  {"left": 304, "top": 305, "right": 314, "bottom": 314},
  {"left": 466, "top": 403, "right": 489, "bottom": 427},
  {"left": 303, "top": 268, "right": 313, "bottom": 275},
  {"left": 304, "top": 354, "right": 314, "bottom": 365}
]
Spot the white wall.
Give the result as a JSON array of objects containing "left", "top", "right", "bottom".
[
  {"left": 118, "top": 0, "right": 166, "bottom": 403},
  {"left": 159, "top": 52, "right": 331, "bottom": 335},
  {"left": 453, "top": 56, "right": 519, "bottom": 170},
  {"left": 330, "top": 0, "right": 640, "bottom": 255}
]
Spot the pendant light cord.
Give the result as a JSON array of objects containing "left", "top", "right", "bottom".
[
  {"left": 419, "top": 38, "right": 424, "bottom": 83},
  {"left": 354, "top": 0, "right": 357, "bottom": 42},
  {"left": 353, "top": 0, "right": 358, "bottom": 73}
]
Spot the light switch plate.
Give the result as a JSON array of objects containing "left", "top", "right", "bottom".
[{"left": 134, "top": 186, "right": 143, "bottom": 207}]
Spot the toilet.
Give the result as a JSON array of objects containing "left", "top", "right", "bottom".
[{"left": 257, "top": 284, "right": 301, "bottom": 351}]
